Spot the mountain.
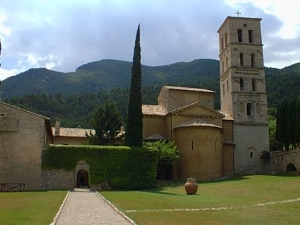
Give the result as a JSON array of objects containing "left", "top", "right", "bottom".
[
  {"left": 1, "top": 59, "right": 300, "bottom": 109},
  {"left": 1, "top": 59, "right": 220, "bottom": 100}
]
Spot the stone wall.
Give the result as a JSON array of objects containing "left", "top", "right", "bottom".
[
  {"left": 263, "top": 149, "right": 300, "bottom": 174},
  {"left": 40, "top": 170, "right": 74, "bottom": 190},
  {"left": 0, "top": 102, "right": 51, "bottom": 190}
]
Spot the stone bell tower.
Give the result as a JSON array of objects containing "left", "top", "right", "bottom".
[{"left": 218, "top": 16, "right": 269, "bottom": 174}]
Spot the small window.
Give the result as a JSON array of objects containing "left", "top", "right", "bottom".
[
  {"left": 251, "top": 53, "right": 255, "bottom": 67},
  {"left": 247, "top": 103, "right": 252, "bottom": 115},
  {"left": 238, "top": 29, "right": 243, "bottom": 42},
  {"left": 227, "top": 80, "right": 229, "bottom": 92},
  {"left": 222, "top": 61, "right": 224, "bottom": 73},
  {"left": 225, "top": 33, "right": 228, "bottom": 46},
  {"left": 226, "top": 56, "right": 228, "bottom": 70},
  {"left": 240, "top": 53, "right": 244, "bottom": 66},
  {"left": 252, "top": 79, "right": 256, "bottom": 91},
  {"left": 240, "top": 78, "right": 244, "bottom": 91},
  {"left": 221, "top": 38, "right": 224, "bottom": 50},
  {"left": 192, "top": 141, "right": 194, "bottom": 150},
  {"left": 222, "top": 83, "right": 225, "bottom": 96},
  {"left": 248, "top": 30, "right": 253, "bottom": 43},
  {"left": 0, "top": 113, "right": 6, "bottom": 117},
  {"left": 250, "top": 152, "right": 253, "bottom": 158},
  {"left": 244, "top": 23, "right": 247, "bottom": 27}
]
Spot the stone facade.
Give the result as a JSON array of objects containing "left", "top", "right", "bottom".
[
  {"left": 218, "top": 17, "right": 269, "bottom": 174},
  {"left": 2, "top": 15, "right": 299, "bottom": 191},
  {"left": 263, "top": 150, "right": 300, "bottom": 174},
  {"left": 143, "top": 86, "right": 234, "bottom": 181},
  {"left": 0, "top": 102, "right": 52, "bottom": 190},
  {"left": 40, "top": 169, "right": 74, "bottom": 190}
]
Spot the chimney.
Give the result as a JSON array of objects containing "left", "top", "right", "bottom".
[{"left": 54, "top": 118, "right": 60, "bottom": 136}]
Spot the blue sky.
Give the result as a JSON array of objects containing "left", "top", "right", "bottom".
[{"left": 0, "top": 0, "right": 300, "bottom": 80}]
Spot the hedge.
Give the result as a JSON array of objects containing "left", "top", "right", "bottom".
[{"left": 42, "top": 145, "right": 159, "bottom": 189}]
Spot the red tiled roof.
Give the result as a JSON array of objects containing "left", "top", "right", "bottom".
[
  {"left": 52, "top": 127, "right": 95, "bottom": 137},
  {"left": 142, "top": 105, "right": 167, "bottom": 116}
]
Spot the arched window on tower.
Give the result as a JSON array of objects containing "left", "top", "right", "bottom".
[
  {"left": 226, "top": 56, "right": 228, "bottom": 70},
  {"left": 251, "top": 53, "right": 255, "bottom": 67},
  {"left": 226, "top": 80, "right": 229, "bottom": 92},
  {"left": 252, "top": 79, "right": 256, "bottom": 91},
  {"left": 240, "top": 77, "right": 244, "bottom": 91},
  {"left": 240, "top": 52, "right": 244, "bottom": 66},
  {"left": 238, "top": 29, "right": 242, "bottom": 42},
  {"left": 248, "top": 30, "right": 253, "bottom": 43},
  {"left": 222, "top": 83, "right": 225, "bottom": 96},
  {"left": 221, "top": 38, "right": 224, "bottom": 51},
  {"left": 222, "top": 60, "right": 224, "bottom": 73},
  {"left": 247, "top": 103, "right": 252, "bottom": 115}
]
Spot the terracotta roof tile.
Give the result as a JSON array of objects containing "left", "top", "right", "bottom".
[
  {"left": 52, "top": 127, "right": 95, "bottom": 137},
  {"left": 142, "top": 105, "right": 167, "bottom": 116},
  {"left": 163, "top": 86, "right": 215, "bottom": 93}
]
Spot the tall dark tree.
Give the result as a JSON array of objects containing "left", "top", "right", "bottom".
[
  {"left": 275, "top": 98, "right": 300, "bottom": 150},
  {"left": 275, "top": 99, "right": 290, "bottom": 150},
  {"left": 125, "top": 24, "right": 143, "bottom": 146},
  {"left": 91, "top": 101, "right": 123, "bottom": 145}
]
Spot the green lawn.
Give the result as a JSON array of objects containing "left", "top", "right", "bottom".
[
  {"left": 100, "top": 175, "right": 300, "bottom": 225},
  {"left": 0, "top": 191, "right": 67, "bottom": 225}
]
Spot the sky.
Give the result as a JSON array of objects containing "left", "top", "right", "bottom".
[{"left": 0, "top": 0, "right": 300, "bottom": 80}]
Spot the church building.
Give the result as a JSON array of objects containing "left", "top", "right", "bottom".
[
  {"left": 142, "top": 16, "right": 270, "bottom": 180},
  {"left": 0, "top": 16, "right": 271, "bottom": 190}
]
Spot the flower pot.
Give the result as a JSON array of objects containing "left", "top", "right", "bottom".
[{"left": 184, "top": 181, "right": 198, "bottom": 195}]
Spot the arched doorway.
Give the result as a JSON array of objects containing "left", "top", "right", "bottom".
[
  {"left": 75, "top": 161, "right": 90, "bottom": 188},
  {"left": 286, "top": 163, "right": 297, "bottom": 172},
  {"left": 76, "top": 169, "right": 89, "bottom": 188}
]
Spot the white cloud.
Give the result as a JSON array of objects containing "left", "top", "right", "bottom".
[
  {"left": 224, "top": 0, "right": 300, "bottom": 38},
  {"left": 0, "top": 0, "right": 300, "bottom": 80},
  {"left": 0, "top": 67, "right": 24, "bottom": 80}
]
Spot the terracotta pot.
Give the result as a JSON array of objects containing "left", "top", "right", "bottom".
[{"left": 184, "top": 181, "right": 198, "bottom": 195}]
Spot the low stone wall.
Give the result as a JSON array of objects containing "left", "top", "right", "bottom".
[
  {"left": 263, "top": 149, "right": 300, "bottom": 174},
  {"left": 40, "top": 169, "right": 74, "bottom": 190}
]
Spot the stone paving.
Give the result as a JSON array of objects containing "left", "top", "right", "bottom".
[{"left": 52, "top": 188, "right": 136, "bottom": 225}]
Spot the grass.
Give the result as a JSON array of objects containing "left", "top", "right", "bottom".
[
  {"left": 100, "top": 175, "right": 300, "bottom": 225},
  {"left": 0, "top": 191, "right": 67, "bottom": 225}
]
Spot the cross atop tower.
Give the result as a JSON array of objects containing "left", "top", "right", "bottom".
[{"left": 235, "top": 10, "right": 241, "bottom": 17}]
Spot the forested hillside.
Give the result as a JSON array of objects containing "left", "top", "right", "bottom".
[
  {"left": 1, "top": 59, "right": 220, "bottom": 100},
  {"left": 2, "top": 59, "right": 300, "bottom": 128}
]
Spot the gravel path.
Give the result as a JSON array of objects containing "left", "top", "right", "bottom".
[{"left": 53, "top": 189, "right": 136, "bottom": 225}]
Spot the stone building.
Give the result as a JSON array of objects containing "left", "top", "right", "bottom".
[
  {"left": 218, "top": 17, "right": 270, "bottom": 174},
  {"left": 0, "top": 101, "right": 52, "bottom": 190},
  {"left": 142, "top": 16, "right": 270, "bottom": 180},
  {"left": 143, "top": 86, "right": 235, "bottom": 180},
  {"left": 0, "top": 15, "right": 281, "bottom": 190},
  {"left": 52, "top": 119, "right": 94, "bottom": 145}
]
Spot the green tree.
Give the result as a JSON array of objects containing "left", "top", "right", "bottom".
[
  {"left": 275, "top": 100, "right": 289, "bottom": 150},
  {"left": 125, "top": 24, "right": 143, "bottom": 146},
  {"left": 144, "top": 140, "right": 181, "bottom": 180},
  {"left": 275, "top": 98, "right": 300, "bottom": 151},
  {"left": 91, "top": 101, "right": 123, "bottom": 145}
]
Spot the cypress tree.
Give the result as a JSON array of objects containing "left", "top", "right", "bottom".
[
  {"left": 125, "top": 24, "right": 143, "bottom": 146},
  {"left": 275, "top": 100, "right": 290, "bottom": 150}
]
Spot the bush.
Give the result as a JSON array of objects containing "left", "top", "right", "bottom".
[{"left": 42, "top": 145, "right": 158, "bottom": 189}]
